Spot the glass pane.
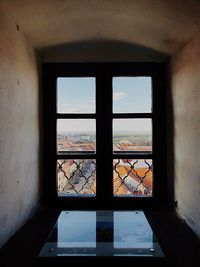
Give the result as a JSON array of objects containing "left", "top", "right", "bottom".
[
  {"left": 113, "top": 159, "right": 153, "bottom": 197},
  {"left": 114, "top": 211, "right": 153, "bottom": 249},
  {"left": 39, "top": 211, "right": 164, "bottom": 258},
  {"left": 57, "top": 119, "right": 96, "bottom": 153},
  {"left": 57, "top": 77, "right": 95, "bottom": 113},
  {"left": 113, "top": 119, "right": 152, "bottom": 153},
  {"left": 57, "top": 159, "right": 96, "bottom": 196},
  {"left": 58, "top": 211, "right": 96, "bottom": 248},
  {"left": 113, "top": 77, "right": 152, "bottom": 113}
]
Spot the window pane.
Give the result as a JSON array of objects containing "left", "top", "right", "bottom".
[
  {"left": 58, "top": 211, "right": 96, "bottom": 248},
  {"left": 57, "top": 119, "right": 96, "bottom": 153},
  {"left": 113, "top": 119, "right": 152, "bottom": 153},
  {"left": 113, "top": 77, "right": 152, "bottom": 113},
  {"left": 57, "top": 159, "right": 96, "bottom": 196},
  {"left": 113, "top": 159, "right": 153, "bottom": 197},
  {"left": 114, "top": 211, "right": 153, "bottom": 249},
  {"left": 57, "top": 77, "right": 95, "bottom": 113}
]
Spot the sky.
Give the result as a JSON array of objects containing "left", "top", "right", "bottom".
[
  {"left": 57, "top": 119, "right": 95, "bottom": 133},
  {"left": 57, "top": 78, "right": 96, "bottom": 114},
  {"left": 57, "top": 77, "right": 152, "bottom": 132},
  {"left": 57, "top": 119, "right": 151, "bottom": 133},
  {"left": 113, "top": 77, "right": 151, "bottom": 113}
]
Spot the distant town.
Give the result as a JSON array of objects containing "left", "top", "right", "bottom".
[
  {"left": 57, "top": 131, "right": 151, "bottom": 153},
  {"left": 57, "top": 132, "right": 152, "bottom": 197},
  {"left": 57, "top": 132, "right": 95, "bottom": 152},
  {"left": 113, "top": 131, "right": 152, "bottom": 152}
]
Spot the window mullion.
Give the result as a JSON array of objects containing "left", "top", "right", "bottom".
[
  {"left": 113, "top": 113, "right": 152, "bottom": 119},
  {"left": 96, "top": 70, "right": 113, "bottom": 207},
  {"left": 57, "top": 114, "right": 95, "bottom": 119},
  {"left": 113, "top": 154, "right": 153, "bottom": 159},
  {"left": 104, "top": 72, "right": 113, "bottom": 203}
]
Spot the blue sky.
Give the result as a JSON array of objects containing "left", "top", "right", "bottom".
[
  {"left": 113, "top": 77, "right": 151, "bottom": 113},
  {"left": 57, "top": 77, "right": 151, "bottom": 132},
  {"left": 57, "top": 78, "right": 95, "bottom": 113}
]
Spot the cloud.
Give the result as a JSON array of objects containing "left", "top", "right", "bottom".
[{"left": 113, "top": 92, "right": 127, "bottom": 101}]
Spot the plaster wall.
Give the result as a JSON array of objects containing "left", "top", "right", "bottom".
[
  {"left": 0, "top": 7, "right": 39, "bottom": 248},
  {"left": 171, "top": 32, "right": 200, "bottom": 237}
]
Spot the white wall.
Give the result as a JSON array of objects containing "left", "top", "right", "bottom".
[
  {"left": 0, "top": 6, "right": 39, "bottom": 248},
  {"left": 171, "top": 32, "right": 200, "bottom": 237}
]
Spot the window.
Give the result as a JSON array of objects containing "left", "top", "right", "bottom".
[
  {"left": 113, "top": 77, "right": 152, "bottom": 197},
  {"left": 57, "top": 77, "right": 96, "bottom": 196},
  {"left": 43, "top": 63, "right": 166, "bottom": 209}
]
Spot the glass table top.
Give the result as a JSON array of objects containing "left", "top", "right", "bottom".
[{"left": 39, "top": 210, "right": 164, "bottom": 258}]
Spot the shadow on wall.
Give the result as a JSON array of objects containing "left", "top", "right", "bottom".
[
  {"left": 166, "top": 61, "right": 175, "bottom": 210},
  {"left": 38, "top": 39, "right": 169, "bottom": 62}
]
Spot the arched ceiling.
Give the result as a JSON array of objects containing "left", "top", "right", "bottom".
[{"left": 2, "top": 0, "right": 200, "bottom": 56}]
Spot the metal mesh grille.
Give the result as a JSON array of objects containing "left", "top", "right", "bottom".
[
  {"left": 57, "top": 159, "right": 96, "bottom": 196},
  {"left": 113, "top": 159, "right": 153, "bottom": 196}
]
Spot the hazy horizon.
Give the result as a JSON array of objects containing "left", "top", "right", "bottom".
[
  {"left": 57, "top": 119, "right": 151, "bottom": 133},
  {"left": 57, "top": 130, "right": 151, "bottom": 134}
]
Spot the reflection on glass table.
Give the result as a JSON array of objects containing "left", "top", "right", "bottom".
[{"left": 39, "top": 211, "right": 164, "bottom": 258}]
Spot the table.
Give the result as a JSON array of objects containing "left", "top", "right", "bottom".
[{"left": 39, "top": 210, "right": 164, "bottom": 259}]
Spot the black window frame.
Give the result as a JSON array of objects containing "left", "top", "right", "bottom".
[{"left": 42, "top": 62, "right": 166, "bottom": 210}]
